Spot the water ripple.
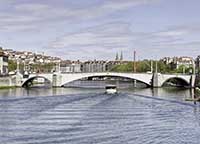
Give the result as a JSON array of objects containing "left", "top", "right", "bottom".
[{"left": 0, "top": 92, "right": 200, "bottom": 144}]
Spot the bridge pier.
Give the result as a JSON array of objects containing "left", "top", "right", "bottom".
[
  {"left": 190, "top": 74, "right": 196, "bottom": 88},
  {"left": 52, "top": 73, "right": 62, "bottom": 87},
  {"left": 152, "top": 73, "right": 162, "bottom": 88},
  {"left": 15, "top": 72, "right": 23, "bottom": 87}
]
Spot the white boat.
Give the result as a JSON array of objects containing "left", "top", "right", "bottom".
[{"left": 105, "top": 85, "right": 117, "bottom": 94}]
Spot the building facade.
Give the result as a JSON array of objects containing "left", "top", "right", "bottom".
[
  {"left": 60, "top": 60, "right": 82, "bottom": 73},
  {"left": 161, "top": 56, "right": 194, "bottom": 69},
  {"left": 82, "top": 60, "right": 107, "bottom": 73},
  {"left": 0, "top": 51, "right": 8, "bottom": 75}
]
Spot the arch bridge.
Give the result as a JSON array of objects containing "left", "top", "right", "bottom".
[{"left": 21, "top": 72, "right": 196, "bottom": 88}]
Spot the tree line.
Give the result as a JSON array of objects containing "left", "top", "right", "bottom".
[{"left": 110, "top": 60, "right": 194, "bottom": 74}]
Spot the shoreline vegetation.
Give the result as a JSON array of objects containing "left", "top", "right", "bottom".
[{"left": 0, "top": 86, "right": 17, "bottom": 89}]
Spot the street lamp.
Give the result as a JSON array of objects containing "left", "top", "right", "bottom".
[
  {"left": 193, "top": 63, "right": 196, "bottom": 75},
  {"left": 58, "top": 60, "right": 61, "bottom": 73},
  {"left": 16, "top": 59, "right": 20, "bottom": 73},
  {"left": 56, "top": 60, "right": 61, "bottom": 73}
]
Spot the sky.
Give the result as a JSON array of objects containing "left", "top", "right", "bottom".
[{"left": 0, "top": 0, "right": 200, "bottom": 60}]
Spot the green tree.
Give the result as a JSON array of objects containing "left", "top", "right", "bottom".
[
  {"left": 8, "top": 60, "right": 17, "bottom": 72},
  {"left": 30, "top": 63, "right": 55, "bottom": 73},
  {"left": 110, "top": 62, "right": 133, "bottom": 72},
  {"left": 110, "top": 60, "right": 173, "bottom": 73},
  {"left": 172, "top": 65, "right": 193, "bottom": 74}
]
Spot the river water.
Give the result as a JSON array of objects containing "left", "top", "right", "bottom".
[{"left": 0, "top": 84, "right": 200, "bottom": 143}]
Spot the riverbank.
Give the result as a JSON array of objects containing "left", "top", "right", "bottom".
[{"left": 0, "top": 86, "right": 16, "bottom": 89}]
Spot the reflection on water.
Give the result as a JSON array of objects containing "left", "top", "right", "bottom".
[
  {"left": 0, "top": 79, "right": 197, "bottom": 101},
  {"left": 0, "top": 86, "right": 197, "bottom": 102},
  {"left": 64, "top": 80, "right": 147, "bottom": 89},
  {"left": 0, "top": 81, "right": 200, "bottom": 144}
]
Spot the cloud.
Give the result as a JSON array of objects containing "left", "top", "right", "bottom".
[
  {"left": 51, "top": 22, "right": 133, "bottom": 46},
  {"left": 0, "top": 24, "right": 37, "bottom": 32},
  {"left": 0, "top": 0, "right": 160, "bottom": 32},
  {"left": 46, "top": 20, "right": 200, "bottom": 60},
  {"left": 1, "top": 0, "right": 200, "bottom": 60},
  {"left": 154, "top": 25, "right": 200, "bottom": 38},
  {"left": 156, "top": 30, "right": 188, "bottom": 37},
  {"left": 103, "top": 0, "right": 159, "bottom": 10},
  {"left": 15, "top": 3, "right": 49, "bottom": 12},
  {"left": 47, "top": 22, "right": 134, "bottom": 60}
]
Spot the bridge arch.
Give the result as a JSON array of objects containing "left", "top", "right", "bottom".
[
  {"left": 161, "top": 77, "right": 190, "bottom": 87},
  {"left": 60, "top": 73, "right": 152, "bottom": 87},
  {"left": 22, "top": 76, "right": 52, "bottom": 87}
]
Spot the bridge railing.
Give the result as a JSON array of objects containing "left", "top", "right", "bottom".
[
  {"left": 28, "top": 71, "right": 194, "bottom": 76},
  {"left": 56, "top": 72, "right": 153, "bottom": 74}
]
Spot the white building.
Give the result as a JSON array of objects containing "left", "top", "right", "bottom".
[
  {"left": 60, "top": 60, "right": 82, "bottom": 73},
  {"left": 161, "top": 57, "right": 174, "bottom": 65},
  {"left": 161, "top": 56, "right": 195, "bottom": 69},
  {"left": 174, "top": 57, "right": 194, "bottom": 69},
  {"left": 0, "top": 51, "right": 8, "bottom": 75}
]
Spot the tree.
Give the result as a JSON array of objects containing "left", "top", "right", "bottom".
[
  {"left": 110, "top": 62, "right": 133, "bottom": 72},
  {"left": 8, "top": 60, "right": 17, "bottom": 72},
  {"left": 110, "top": 60, "right": 173, "bottom": 73}
]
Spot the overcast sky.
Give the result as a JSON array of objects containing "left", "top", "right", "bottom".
[{"left": 0, "top": 0, "right": 200, "bottom": 60}]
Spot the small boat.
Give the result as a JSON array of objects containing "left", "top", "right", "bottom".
[{"left": 105, "top": 85, "right": 117, "bottom": 94}]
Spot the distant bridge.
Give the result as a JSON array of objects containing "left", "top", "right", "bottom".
[{"left": 20, "top": 72, "right": 196, "bottom": 88}]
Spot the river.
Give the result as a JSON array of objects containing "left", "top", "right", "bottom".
[{"left": 0, "top": 82, "right": 200, "bottom": 144}]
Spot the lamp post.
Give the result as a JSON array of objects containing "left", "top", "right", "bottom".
[
  {"left": 155, "top": 60, "right": 158, "bottom": 73},
  {"left": 151, "top": 60, "right": 153, "bottom": 73},
  {"left": 133, "top": 50, "right": 137, "bottom": 87},
  {"left": 133, "top": 50, "right": 136, "bottom": 73},
  {"left": 16, "top": 60, "right": 20, "bottom": 73},
  {"left": 183, "top": 66, "right": 185, "bottom": 74},
  {"left": 193, "top": 63, "right": 196, "bottom": 75},
  {"left": 58, "top": 60, "right": 61, "bottom": 73}
]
